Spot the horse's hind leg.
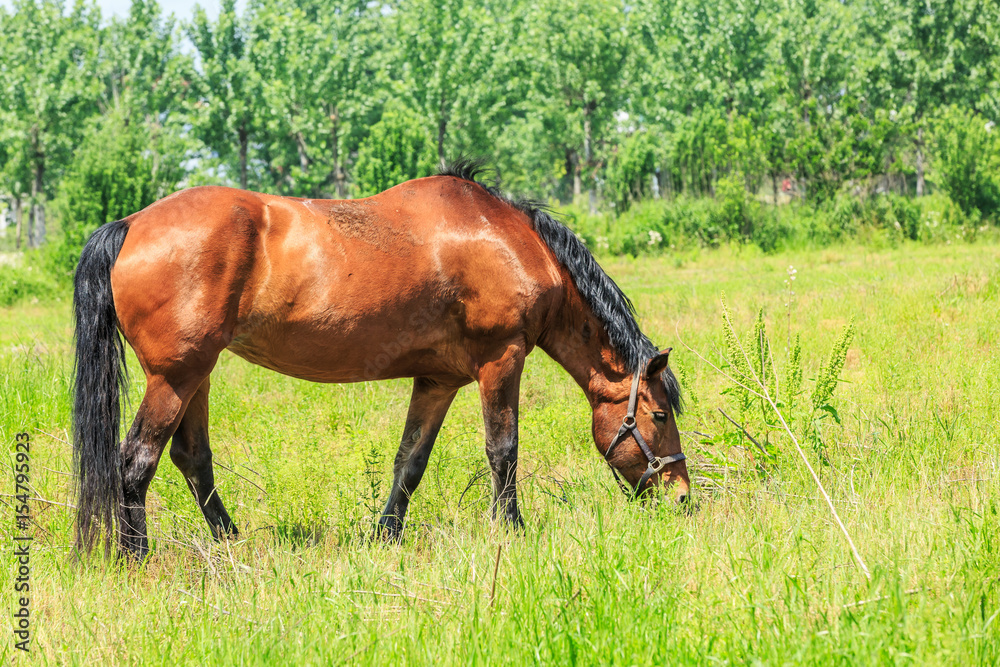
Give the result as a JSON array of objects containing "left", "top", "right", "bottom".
[
  {"left": 376, "top": 377, "right": 460, "bottom": 541},
  {"left": 120, "top": 373, "right": 208, "bottom": 560},
  {"left": 169, "top": 376, "right": 238, "bottom": 540}
]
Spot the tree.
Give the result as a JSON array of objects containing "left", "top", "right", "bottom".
[
  {"left": 188, "top": 0, "right": 260, "bottom": 189},
  {"left": 1, "top": 0, "right": 103, "bottom": 247},
  {"left": 395, "top": 0, "right": 502, "bottom": 163},
  {"left": 51, "top": 106, "right": 187, "bottom": 276},
  {"left": 857, "top": 0, "right": 994, "bottom": 196},
  {"left": 523, "top": 0, "right": 630, "bottom": 210},
  {"left": 252, "top": 0, "right": 385, "bottom": 197},
  {"left": 931, "top": 106, "right": 1000, "bottom": 220},
  {"left": 351, "top": 102, "right": 436, "bottom": 197}
]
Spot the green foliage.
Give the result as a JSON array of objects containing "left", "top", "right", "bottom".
[
  {"left": 811, "top": 318, "right": 855, "bottom": 413},
  {"left": 47, "top": 108, "right": 186, "bottom": 279},
  {"left": 605, "top": 131, "right": 655, "bottom": 212},
  {"left": 2, "top": 0, "right": 1000, "bottom": 261},
  {"left": 713, "top": 299, "right": 856, "bottom": 467},
  {"left": 556, "top": 185, "right": 997, "bottom": 258},
  {"left": 931, "top": 107, "right": 1000, "bottom": 221},
  {"left": 713, "top": 171, "right": 753, "bottom": 240},
  {"left": 250, "top": 0, "right": 383, "bottom": 197},
  {"left": 362, "top": 442, "right": 385, "bottom": 523},
  {"left": 720, "top": 293, "right": 753, "bottom": 421},
  {"left": 784, "top": 333, "right": 803, "bottom": 413},
  {"left": 0, "top": 261, "right": 58, "bottom": 306},
  {"left": 187, "top": 0, "right": 260, "bottom": 189},
  {"left": 352, "top": 103, "right": 436, "bottom": 197}
]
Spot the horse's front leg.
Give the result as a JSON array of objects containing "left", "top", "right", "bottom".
[
  {"left": 477, "top": 343, "right": 526, "bottom": 528},
  {"left": 377, "top": 377, "right": 459, "bottom": 541}
]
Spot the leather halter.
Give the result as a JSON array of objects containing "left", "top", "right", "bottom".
[{"left": 603, "top": 361, "right": 686, "bottom": 497}]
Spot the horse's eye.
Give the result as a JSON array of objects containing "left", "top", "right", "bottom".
[{"left": 652, "top": 411, "right": 668, "bottom": 423}]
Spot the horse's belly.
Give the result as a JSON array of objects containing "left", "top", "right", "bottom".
[{"left": 226, "top": 304, "right": 470, "bottom": 383}]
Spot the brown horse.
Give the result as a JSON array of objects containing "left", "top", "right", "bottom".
[{"left": 73, "top": 160, "right": 689, "bottom": 560}]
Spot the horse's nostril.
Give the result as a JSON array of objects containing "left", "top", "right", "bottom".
[{"left": 676, "top": 492, "right": 689, "bottom": 504}]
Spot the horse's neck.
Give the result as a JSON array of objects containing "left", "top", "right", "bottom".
[{"left": 539, "top": 280, "right": 629, "bottom": 408}]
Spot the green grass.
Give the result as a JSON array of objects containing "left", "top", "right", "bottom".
[{"left": 2, "top": 240, "right": 1000, "bottom": 665}]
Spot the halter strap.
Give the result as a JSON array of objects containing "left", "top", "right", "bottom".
[{"left": 603, "top": 361, "right": 686, "bottom": 497}]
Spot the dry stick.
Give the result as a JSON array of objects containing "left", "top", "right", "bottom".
[
  {"left": 0, "top": 493, "right": 76, "bottom": 509},
  {"left": 717, "top": 408, "right": 769, "bottom": 456},
  {"left": 215, "top": 462, "right": 267, "bottom": 495},
  {"left": 677, "top": 319, "right": 872, "bottom": 581},
  {"left": 36, "top": 429, "right": 72, "bottom": 447},
  {"left": 177, "top": 588, "right": 256, "bottom": 624},
  {"left": 489, "top": 543, "right": 503, "bottom": 608},
  {"left": 458, "top": 467, "right": 490, "bottom": 509},
  {"left": 38, "top": 465, "right": 75, "bottom": 478},
  {"left": 842, "top": 587, "right": 922, "bottom": 610},
  {"left": 756, "top": 331, "right": 870, "bottom": 579}
]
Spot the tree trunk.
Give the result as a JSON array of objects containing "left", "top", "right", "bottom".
[
  {"left": 437, "top": 91, "right": 449, "bottom": 164},
  {"left": 295, "top": 133, "right": 310, "bottom": 172},
  {"left": 295, "top": 131, "right": 311, "bottom": 193},
  {"left": 330, "top": 106, "right": 346, "bottom": 199},
  {"left": 915, "top": 126, "right": 925, "bottom": 197},
  {"left": 239, "top": 124, "right": 249, "bottom": 190},
  {"left": 772, "top": 174, "right": 779, "bottom": 205},
  {"left": 13, "top": 197, "right": 23, "bottom": 251},
  {"left": 437, "top": 115, "right": 447, "bottom": 164},
  {"left": 583, "top": 109, "right": 596, "bottom": 214},
  {"left": 28, "top": 159, "right": 45, "bottom": 249},
  {"left": 571, "top": 152, "right": 581, "bottom": 201}
]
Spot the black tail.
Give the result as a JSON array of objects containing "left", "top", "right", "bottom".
[{"left": 73, "top": 219, "right": 130, "bottom": 555}]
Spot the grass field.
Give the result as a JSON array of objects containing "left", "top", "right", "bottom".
[{"left": 3, "top": 240, "right": 1000, "bottom": 665}]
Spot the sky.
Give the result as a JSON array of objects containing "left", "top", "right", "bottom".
[
  {"left": 110, "top": 0, "right": 205, "bottom": 18},
  {"left": 0, "top": 0, "right": 240, "bottom": 21}
]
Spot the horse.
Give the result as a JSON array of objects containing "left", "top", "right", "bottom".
[{"left": 72, "top": 160, "right": 689, "bottom": 561}]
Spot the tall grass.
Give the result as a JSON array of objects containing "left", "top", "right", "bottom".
[{"left": 2, "top": 241, "right": 1000, "bottom": 664}]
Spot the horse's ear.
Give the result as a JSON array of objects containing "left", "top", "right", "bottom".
[{"left": 645, "top": 348, "right": 672, "bottom": 379}]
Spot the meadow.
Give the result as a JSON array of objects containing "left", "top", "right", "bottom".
[{"left": 2, "top": 239, "right": 1000, "bottom": 665}]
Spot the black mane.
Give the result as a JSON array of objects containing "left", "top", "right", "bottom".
[{"left": 439, "top": 158, "right": 682, "bottom": 413}]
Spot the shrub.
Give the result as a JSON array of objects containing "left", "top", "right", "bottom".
[
  {"left": 931, "top": 106, "right": 1000, "bottom": 222},
  {"left": 0, "top": 261, "right": 59, "bottom": 307},
  {"left": 606, "top": 131, "right": 656, "bottom": 212},
  {"left": 50, "top": 108, "right": 186, "bottom": 281},
  {"left": 352, "top": 102, "right": 436, "bottom": 197}
]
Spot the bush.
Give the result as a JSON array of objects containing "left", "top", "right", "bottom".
[
  {"left": 888, "top": 194, "right": 921, "bottom": 240},
  {"left": 606, "top": 131, "right": 656, "bottom": 212},
  {"left": 49, "top": 108, "right": 186, "bottom": 281},
  {"left": 931, "top": 106, "right": 1000, "bottom": 222},
  {"left": 352, "top": 102, "right": 437, "bottom": 197},
  {"left": 709, "top": 296, "right": 855, "bottom": 469},
  {"left": 557, "top": 190, "right": 794, "bottom": 256},
  {"left": 0, "top": 261, "right": 59, "bottom": 307}
]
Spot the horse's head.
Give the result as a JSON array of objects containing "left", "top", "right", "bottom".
[{"left": 592, "top": 349, "right": 690, "bottom": 502}]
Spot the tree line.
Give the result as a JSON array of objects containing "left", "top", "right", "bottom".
[{"left": 1, "top": 0, "right": 999, "bottom": 258}]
